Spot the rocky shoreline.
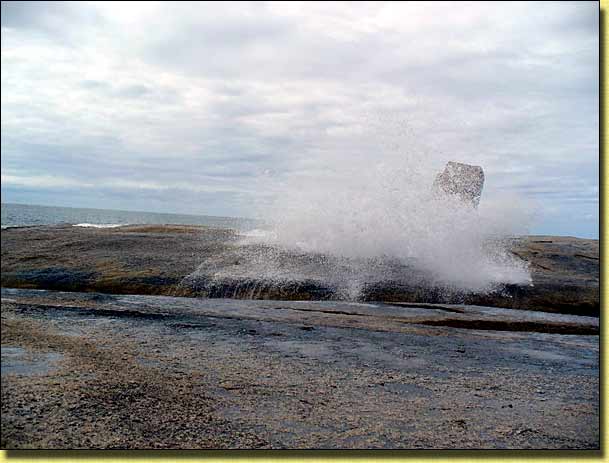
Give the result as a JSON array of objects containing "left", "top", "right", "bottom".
[
  {"left": 0, "top": 224, "right": 600, "bottom": 449},
  {"left": 1, "top": 287, "right": 599, "bottom": 449},
  {"left": 0, "top": 224, "right": 600, "bottom": 315}
]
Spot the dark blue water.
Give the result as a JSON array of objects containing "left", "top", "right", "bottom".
[{"left": 1, "top": 203, "right": 258, "bottom": 231}]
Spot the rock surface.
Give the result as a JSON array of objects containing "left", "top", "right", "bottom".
[
  {"left": 1, "top": 287, "right": 599, "bottom": 449},
  {"left": 433, "top": 161, "right": 485, "bottom": 207},
  {"left": 1, "top": 225, "right": 599, "bottom": 316}
]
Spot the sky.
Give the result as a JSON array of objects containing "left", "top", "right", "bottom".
[{"left": 0, "top": 1, "right": 599, "bottom": 237}]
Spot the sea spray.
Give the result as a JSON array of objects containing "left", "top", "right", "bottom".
[{"left": 245, "top": 141, "right": 532, "bottom": 298}]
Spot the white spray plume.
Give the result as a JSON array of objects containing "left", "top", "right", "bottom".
[{"left": 249, "top": 121, "right": 533, "bottom": 296}]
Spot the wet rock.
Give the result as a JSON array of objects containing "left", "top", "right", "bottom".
[
  {"left": 0, "top": 287, "right": 600, "bottom": 449},
  {"left": 2, "top": 268, "right": 97, "bottom": 292},
  {"left": 0, "top": 225, "right": 599, "bottom": 316},
  {"left": 433, "top": 161, "right": 485, "bottom": 207}
]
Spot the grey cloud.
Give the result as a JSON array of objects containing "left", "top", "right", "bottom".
[
  {"left": 115, "top": 84, "right": 151, "bottom": 99},
  {"left": 80, "top": 79, "right": 111, "bottom": 90},
  {"left": 144, "top": 3, "right": 295, "bottom": 79},
  {"left": 550, "top": 1, "right": 599, "bottom": 35},
  {"left": 0, "top": 1, "right": 599, "bottom": 233},
  {"left": 1, "top": 1, "right": 103, "bottom": 44},
  {"left": 1, "top": 1, "right": 61, "bottom": 29},
  {"left": 79, "top": 80, "right": 181, "bottom": 104}
]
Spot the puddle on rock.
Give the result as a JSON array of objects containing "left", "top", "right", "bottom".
[{"left": 1, "top": 346, "right": 64, "bottom": 376}]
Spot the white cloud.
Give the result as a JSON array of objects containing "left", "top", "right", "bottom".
[{"left": 1, "top": 173, "right": 93, "bottom": 189}]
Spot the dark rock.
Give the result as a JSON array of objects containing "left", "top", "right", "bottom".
[
  {"left": 1, "top": 268, "right": 96, "bottom": 292},
  {"left": 0, "top": 225, "right": 599, "bottom": 316}
]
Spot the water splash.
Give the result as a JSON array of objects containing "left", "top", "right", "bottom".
[{"left": 247, "top": 144, "right": 532, "bottom": 298}]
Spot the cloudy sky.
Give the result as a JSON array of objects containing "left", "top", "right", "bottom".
[{"left": 1, "top": 1, "right": 599, "bottom": 237}]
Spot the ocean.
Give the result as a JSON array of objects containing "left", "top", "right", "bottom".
[{"left": 1, "top": 203, "right": 258, "bottom": 231}]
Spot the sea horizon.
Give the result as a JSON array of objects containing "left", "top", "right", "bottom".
[
  {"left": 1, "top": 201, "right": 260, "bottom": 231},
  {"left": 0, "top": 201, "right": 597, "bottom": 240},
  {"left": 1, "top": 201, "right": 254, "bottom": 221}
]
